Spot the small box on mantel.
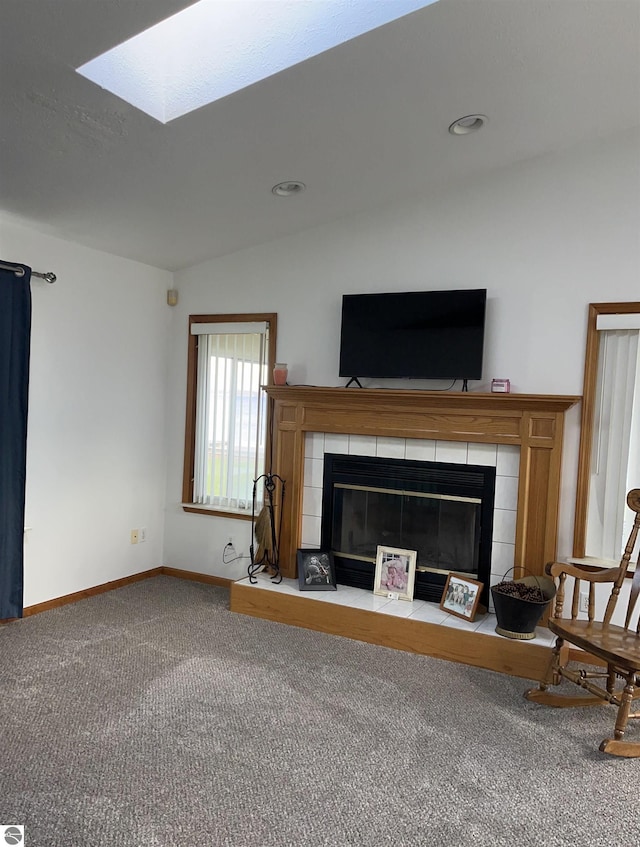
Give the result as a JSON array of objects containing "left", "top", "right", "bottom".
[{"left": 491, "top": 379, "right": 511, "bottom": 393}]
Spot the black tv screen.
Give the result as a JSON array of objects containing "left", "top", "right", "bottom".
[{"left": 339, "top": 289, "right": 487, "bottom": 381}]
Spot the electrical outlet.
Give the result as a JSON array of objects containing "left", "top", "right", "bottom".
[
  {"left": 130, "top": 529, "right": 139, "bottom": 544},
  {"left": 579, "top": 591, "right": 589, "bottom": 613},
  {"left": 139, "top": 527, "right": 147, "bottom": 543},
  {"left": 223, "top": 537, "right": 242, "bottom": 564}
]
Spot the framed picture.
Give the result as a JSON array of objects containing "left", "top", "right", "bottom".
[
  {"left": 297, "top": 549, "right": 337, "bottom": 591},
  {"left": 373, "top": 546, "right": 417, "bottom": 601},
  {"left": 440, "top": 573, "right": 483, "bottom": 622}
]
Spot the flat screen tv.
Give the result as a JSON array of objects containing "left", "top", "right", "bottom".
[{"left": 339, "top": 289, "right": 487, "bottom": 382}]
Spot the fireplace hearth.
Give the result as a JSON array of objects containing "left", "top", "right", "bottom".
[{"left": 321, "top": 454, "right": 495, "bottom": 605}]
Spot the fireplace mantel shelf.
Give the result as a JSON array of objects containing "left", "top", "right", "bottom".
[{"left": 267, "top": 385, "right": 580, "bottom": 415}]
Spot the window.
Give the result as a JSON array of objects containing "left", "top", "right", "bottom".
[
  {"left": 574, "top": 303, "right": 640, "bottom": 561},
  {"left": 182, "top": 314, "right": 277, "bottom": 518}
]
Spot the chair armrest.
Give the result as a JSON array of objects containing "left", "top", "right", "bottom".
[{"left": 545, "top": 560, "right": 623, "bottom": 584}]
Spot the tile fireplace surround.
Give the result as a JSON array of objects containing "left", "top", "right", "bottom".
[
  {"left": 302, "top": 432, "right": 518, "bottom": 608},
  {"left": 230, "top": 386, "right": 580, "bottom": 678}
]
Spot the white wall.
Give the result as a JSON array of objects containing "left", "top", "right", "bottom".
[
  {"left": 0, "top": 217, "right": 173, "bottom": 606},
  {"left": 164, "top": 128, "right": 640, "bottom": 578},
  {"left": 4, "top": 129, "right": 636, "bottom": 605}
]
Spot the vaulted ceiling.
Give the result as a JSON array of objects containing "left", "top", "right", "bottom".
[{"left": 2, "top": 0, "right": 639, "bottom": 271}]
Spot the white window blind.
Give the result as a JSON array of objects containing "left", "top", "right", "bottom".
[
  {"left": 587, "top": 329, "right": 640, "bottom": 559},
  {"left": 192, "top": 323, "right": 269, "bottom": 512},
  {"left": 596, "top": 314, "right": 640, "bottom": 331}
]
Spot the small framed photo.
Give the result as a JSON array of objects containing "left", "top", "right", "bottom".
[
  {"left": 440, "top": 573, "right": 483, "bottom": 622},
  {"left": 373, "top": 546, "right": 417, "bottom": 601},
  {"left": 297, "top": 549, "right": 337, "bottom": 591}
]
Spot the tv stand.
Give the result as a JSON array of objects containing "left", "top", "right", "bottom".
[
  {"left": 345, "top": 377, "right": 363, "bottom": 388},
  {"left": 462, "top": 379, "right": 469, "bottom": 392}
]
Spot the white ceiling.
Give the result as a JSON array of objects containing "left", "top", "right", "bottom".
[{"left": 2, "top": 0, "right": 639, "bottom": 272}]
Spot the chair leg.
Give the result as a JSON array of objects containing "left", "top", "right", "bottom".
[
  {"left": 524, "top": 637, "right": 605, "bottom": 708},
  {"left": 525, "top": 637, "right": 563, "bottom": 703},
  {"left": 607, "top": 665, "right": 617, "bottom": 695},
  {"left": 599, "top": 673, "right": 640, "bottom": 758}
]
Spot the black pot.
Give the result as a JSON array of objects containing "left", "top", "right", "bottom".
[{"left": 491, "top": 575, "right": 556, "bottom": 640}]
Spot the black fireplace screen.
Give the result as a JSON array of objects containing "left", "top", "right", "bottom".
[{"left": 321, "top": 454, "right": 495, "bottom": 605}]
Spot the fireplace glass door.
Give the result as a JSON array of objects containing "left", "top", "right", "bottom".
[{"left": 332, "top": 485, "right": 480, "bottom": 574}]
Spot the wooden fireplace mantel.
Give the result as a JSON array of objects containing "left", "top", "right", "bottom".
[{"left": 265, "top": 386, "right": 580, "bottom": 580}]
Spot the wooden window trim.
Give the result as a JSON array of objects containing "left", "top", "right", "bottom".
[
  {"left": 573, "top": 301, "right": 640, "bottom": 557},
  {"left": 181, "top": 312, "right": 278, "bottom": 515}
]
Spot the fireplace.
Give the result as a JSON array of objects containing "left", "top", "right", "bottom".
[
  {"left": 321, "top": 454, "right": 495, "bottom": 606},
  {"left": 262, "top": 386, "right": 580, "bottom": 586}
]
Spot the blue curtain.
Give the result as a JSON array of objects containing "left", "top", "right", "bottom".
[{"left": 0, "top": 264, "right": 31, "bottom": 619}]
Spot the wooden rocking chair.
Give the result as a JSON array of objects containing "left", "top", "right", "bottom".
[{"left": 525, "top": 489, "right": 640, "bottom": 757}]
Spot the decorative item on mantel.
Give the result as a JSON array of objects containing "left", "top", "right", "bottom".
[
  {"left": 248, "top": 471, "right": 285, "bottom": 584},
  {"left": 273, "top": 363, "right": 288, "bottom": 385},
  {"left": 491, "top": 568, "right": 556, "bottom": 639},
  {"left": 491, "top": 378, "right": 511, "bottom": 393}
]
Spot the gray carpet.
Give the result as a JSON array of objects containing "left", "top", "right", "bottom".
[{"left": 0, "top": 576, "right": 637, "bottom": 847}]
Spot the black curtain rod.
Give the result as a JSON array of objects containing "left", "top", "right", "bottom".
[{"left": 0, "top": 260, "right": 56, "bottom": 284}]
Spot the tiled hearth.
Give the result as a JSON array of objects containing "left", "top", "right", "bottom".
[
  {"left": 235, "top": 571, "right": 555, "bottom": 646},
  {"left": 301, "top": 432, "right": 520, "bottom": 610}
]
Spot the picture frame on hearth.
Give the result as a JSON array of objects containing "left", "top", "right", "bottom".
[
  {"left": 373, "top": 546, "right": 417, "bottom": 601},
  {"left": 297, "top": 549, "right": 337, "bottom": 591},
  {"left": 440, "top": 573, "right": 483, "bottom": 622}
]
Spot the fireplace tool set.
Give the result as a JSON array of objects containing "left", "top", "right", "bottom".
[{"left": 248, "top": 472, "right": 285, "bottom": 584}]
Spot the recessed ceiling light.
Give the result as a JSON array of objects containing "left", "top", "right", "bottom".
[
  {"left": 272, "top": 181, "right": 306, "bottom": 197},
  {"left": 448, "top": 114, "right": 487, "bottom": 136}
]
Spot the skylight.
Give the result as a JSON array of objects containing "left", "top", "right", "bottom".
[{"left": 76, "top": 0, "right": 439, "bottom": 124}]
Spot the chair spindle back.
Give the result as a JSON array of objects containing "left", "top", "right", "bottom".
[{"left": 551, "top": 489, "right": 640, "bottom": 629}]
